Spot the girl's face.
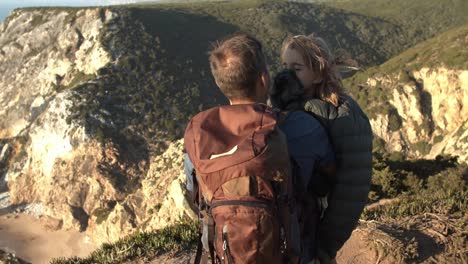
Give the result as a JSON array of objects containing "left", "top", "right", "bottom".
[{"left": 281, "top": 46, "right": 322, "bottom": 91}]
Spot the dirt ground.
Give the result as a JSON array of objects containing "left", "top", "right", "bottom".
[{"left": 0, "top": 213, "right": 97, "bottom": 264}]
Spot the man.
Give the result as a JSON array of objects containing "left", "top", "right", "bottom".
[{"left": 184, "top": 33, "right": 335, "bottom": 263}]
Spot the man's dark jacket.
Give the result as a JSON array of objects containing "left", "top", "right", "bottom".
[{"left": 303, "top": 95, "right": 373, "bottom": 263}]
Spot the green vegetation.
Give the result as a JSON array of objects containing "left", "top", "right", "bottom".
[
  {"left": 387, "top": 112, "right": 402, "bottom": 132},
  {"left": 30, "top": 13, "right": 47, "bottom": 27},
  {"left": 51, "top": 219, "right": 198, "bottom": 264},
  {"left": 0, "top": 249, "right": 28, "bottom": 264},
  {"left": 365, "top": 153, "right": 465, "bottom": 217},
  {"left": 363, "top": 160, "right": 467, "bottom": 264},
  {"left": 85, "top": 0, "right": 464, "bottom": 161},
  {"left": 124, "top": 0, "right": 467, "bottom": 68},
  {"left": 54, "top": 72, "right": 96, "bottom": 92},
  {"left": 93, "top": 208, "right": 112, "bottom": 225},
  {"left": 433, "top": 135, "right": 444, "bottom": 144},
  {"left": 412, "top": 141, "right": 432, "bottom": 156},
  {"left": 325, "top": 0, "right": 468, "bottom": 39},
  {"left": 362, "top": 25, "right": 467, "bottom": 75},
  {"left": 364, "top": 154, "right": 466, "bottom": 263}
]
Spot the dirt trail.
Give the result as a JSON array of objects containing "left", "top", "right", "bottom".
[
  {"left": 0, "top": 213, "right": 97, "bottom": 264},
  {"left": 336, "top": 230, "right": 378, "bottom": 264}
]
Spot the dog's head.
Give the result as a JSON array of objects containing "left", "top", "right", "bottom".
[{"left": 270, "top": 69, "right": 304, "bottom": 110}]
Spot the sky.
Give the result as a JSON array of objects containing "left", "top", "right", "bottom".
[{"left": 0, "top": 0, "right": 156, "bottom": 22}]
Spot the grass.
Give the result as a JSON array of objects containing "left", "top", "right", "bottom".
[
  {"left": 0, "top": 249, "right": 28, "bottom": 264},
  {"left": 55, "top": 72, "right": 97, "bottom": 92},
  {"left": 51, "top": 219, "right": 198, "bottom": 264},
  {"left": 362, "top": 157, "right": 467, "bottom": 263},
  {"left": 363, "top": 167, "right": 467, "bottom": 220},
  {"left": 365, "top": 154, "right": 466, "bottom": 219}
]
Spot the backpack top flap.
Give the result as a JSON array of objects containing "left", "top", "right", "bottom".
[{"left": 184, "top": 103, "right": 278, "bottom": 174}]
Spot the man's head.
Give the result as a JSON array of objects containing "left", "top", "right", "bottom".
[{"left": 209, "top": 33, "right": 269, "bottom": 104}]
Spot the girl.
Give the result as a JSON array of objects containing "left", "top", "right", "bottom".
[{"left": 278, "top": 34, "right": 373, "bottom": 264}]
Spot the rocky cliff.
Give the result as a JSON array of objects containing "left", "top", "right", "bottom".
[
  {"left": 368, "top": 68, "right": 467, "bottom": 161},
  {"left": 0, "top": 7, "right": 197, "bottom": 245},
  {"left": 348, "top": 24, "right": 468, "bottom": 162}
]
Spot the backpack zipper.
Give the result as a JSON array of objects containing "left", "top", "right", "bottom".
[{"left": 210, "top": 200, "right": 272, "bottom": 213}]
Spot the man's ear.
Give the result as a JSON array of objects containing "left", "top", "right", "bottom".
[
  {"left": 255, "top": 72, "right": 270, "bottom": 103},
  {"left": 214, "top": 78, "right": 221, "bottom": 88},
  {"left": 260, "top": 72, "right": 270, "bottom": 90}
]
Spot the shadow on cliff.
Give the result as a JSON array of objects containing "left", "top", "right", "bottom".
[
  {"left": 408, "top": 71, "right": 435, "bottom": 136},
  {"left": 0, "top": 202, "right": 26, "bottom": 217}
]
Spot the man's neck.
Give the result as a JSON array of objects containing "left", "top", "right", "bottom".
[{"left": 229, "top": 98, "right": 258, "bottom": 105}]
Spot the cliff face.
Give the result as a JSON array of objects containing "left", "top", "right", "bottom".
[
  {"left": 0, "top": 8, "right": 111, "bottom": 138},
  {"left": 0, "top": 8, "right": 196, "bottom": 245},
  {"left": 369, "top": 68, "right": 467, "bottom": 161},
  {"left": 349, "top": 24, "right": 468, "bottom": 163}
]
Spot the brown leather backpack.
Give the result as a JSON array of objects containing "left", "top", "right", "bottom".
[{"left": 184, "top": 104, "right": 300, "bottom": 264}]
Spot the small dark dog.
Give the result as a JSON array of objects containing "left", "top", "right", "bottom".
[{"left": 269, "top": 69, "right": 305, "bottom": 111}]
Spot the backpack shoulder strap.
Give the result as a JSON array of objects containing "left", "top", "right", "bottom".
[{"left": 193, "top": 207, "right": 216, "bottom": 264}]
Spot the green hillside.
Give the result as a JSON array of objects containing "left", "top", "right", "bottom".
[
  {"left": 126, "top": 0, "right": 408, "bottom": 69},
  {"left": 120, "top": 0, "right": 466, "bottom": 68},
  {"left": 324, "top": 0, "right": 468, "bottom": 36}
]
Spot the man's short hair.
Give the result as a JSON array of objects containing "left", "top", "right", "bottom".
[{"left": 209, "top": 33, "right": 267, "bottom": 100}]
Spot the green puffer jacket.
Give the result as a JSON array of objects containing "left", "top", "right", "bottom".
[{"left": 303, "top": 95, "right": 373, "bottom": 263}]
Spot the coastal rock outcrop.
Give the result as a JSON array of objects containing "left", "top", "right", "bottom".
[{"left": 368, "top": 68, "right": 467, "bottom": 161}]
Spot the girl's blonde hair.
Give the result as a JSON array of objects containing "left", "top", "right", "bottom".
[{"left": 281, "top": 34, "right": 344, "bottom": 107}]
